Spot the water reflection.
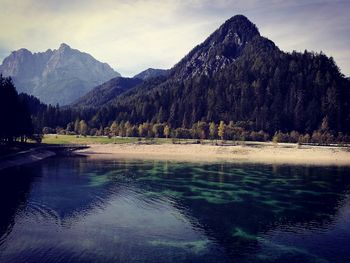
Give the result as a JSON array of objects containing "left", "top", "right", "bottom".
[
  {"left": 0, "top": 157, "right": 350, "bottom": 262},
  {"left": 0, "top": 166, "right": 37, "bottom": 245}
]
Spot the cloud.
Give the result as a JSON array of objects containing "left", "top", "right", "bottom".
[{"left": 0, "top": 0, "right": 349, "bottom": 76}]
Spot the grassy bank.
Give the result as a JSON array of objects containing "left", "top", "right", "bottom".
[
  {"left": 41, "top": 134, "right": 178, "bottom": 145},
  {"left": 41, "top": 134, "right": 350, "bottom": 148},
  {"left": 41, "top": 134, "right": 224, "bottom": 145}
]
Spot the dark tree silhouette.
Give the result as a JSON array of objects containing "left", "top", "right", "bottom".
[{"left": 0, "top": 75, "right": 33, "bottom": 143}]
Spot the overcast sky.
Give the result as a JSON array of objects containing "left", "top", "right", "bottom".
[{"left": 0, "top": 0, "right": 349, "bottom": 77}]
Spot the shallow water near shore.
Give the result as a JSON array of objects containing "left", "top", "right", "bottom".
[{"left": 1, "top": 156, "right": 350, "bottom": 262}]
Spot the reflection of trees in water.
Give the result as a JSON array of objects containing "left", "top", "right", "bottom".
[
  {"left": 0, "top": 166, "right": 36, "bottom": 243},
  {"left": 195, "top": 165, "right": 349, "bottom": 260},
  {"left": 1, "top": 158, "right": 349, "bottom": 262}
]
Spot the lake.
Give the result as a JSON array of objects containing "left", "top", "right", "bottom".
[{"left": 0, "top": 156, "right": 350, "bottom": 263}]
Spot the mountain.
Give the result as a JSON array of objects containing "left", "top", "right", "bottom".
[
  {"left": 133, "top": 68, "right": 169, "bottom": 80},
  {"left": 84, "top": 14, "right": 349, "bottom": 134},
  {"left": 169, "top": 15, "right": 260, "bottom": 80},
  {"left": 30, "top": 15, "right": 350, "bottom": 138},
  {"left": 72, "top": 77, "right": 142, "bottom": 108},
  {"left": 0, "top": 43, "right": 120, "bottom": 105}
]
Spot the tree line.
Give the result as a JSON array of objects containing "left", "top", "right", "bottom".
[{"left": 42, "top": 119, "right": 350, "bottom": 144}]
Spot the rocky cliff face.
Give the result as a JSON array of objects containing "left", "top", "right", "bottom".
[
  {"left": 170, "top": 15, "right": 260, "bottom": 80},
  {"left": 0, "top": 43, "right": 120, "bottom": 105}
]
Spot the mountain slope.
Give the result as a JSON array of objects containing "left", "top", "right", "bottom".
[
  {"left": 133, "top": 68, "right": 169, "bottom": 80},
  {"left": 170, "top": 14, "right": 260, "bottom": 80},
  {"left": 88, "top": 15, "right": 349, "bottom": 134},
  {"left": 0, "top": 43, "right": 120, "bottom": 105},
  {"left": 72, "top": 77, "right": 142, "bottom": 108}
]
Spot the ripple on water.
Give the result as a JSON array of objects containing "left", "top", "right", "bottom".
[{"left": 1, "top": 158, "right": 350, "bottom": 263}]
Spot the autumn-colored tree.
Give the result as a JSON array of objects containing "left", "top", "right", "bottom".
[
  {"left": 164, "top": 125, "right": 170, "bottom": 139},
  {"left": 110, "top": 121, "right": 118, "bottom": 136},
  {"left": 152, "top": 123, "right": 164, "bottom": 138},
  {"left": 197, "top": 121, "right": 209, "bottom": 140},
  {"left": 209, "top": 122, "right": 217, "bottom": 140},
  {"left": 218, "top": 121, "right": 226, "bottom": 140},
  {"left": 74, "top": 119, "right": 80, "bottom": 134},
  {"left": 79, "top": 120, "right": 88, "bottom": 135}
]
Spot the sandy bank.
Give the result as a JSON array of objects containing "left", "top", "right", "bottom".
[
  {"left": 0, "top": 148, "right": 55, "bottom": 170},
  {"left": 77, "top": 142, "right": 350, "bottom": 166}
]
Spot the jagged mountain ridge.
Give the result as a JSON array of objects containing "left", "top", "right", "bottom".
[{"left": 0, "top": 43, "right": 120, "bottom": 105}]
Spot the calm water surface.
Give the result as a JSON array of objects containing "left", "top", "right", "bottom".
[{"left": 0, "top": 156, "right": 350, "bottom": 263}]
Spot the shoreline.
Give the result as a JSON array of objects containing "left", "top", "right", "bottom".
[
  {"left": 77, "top": 142, "right": 350, "bottom": 166},
  {"left": 0, "top": 148, "right": 56, "bottom": 171}
]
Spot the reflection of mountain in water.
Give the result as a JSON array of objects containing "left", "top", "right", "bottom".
[
  {"left": 26, "top": 157, "right": 127, "bottom": 222},
  {"left": 120, "top": 161, "right": 350, "bottom": 261},
  {"left": 0, "top": 157, "right": 127, "bottom": 236},
  {"left": 1, "top": 158, "right": 350, "bottom": 262},
  {"left": 0, "top": 166, "right": 37, "bottom": 242}
]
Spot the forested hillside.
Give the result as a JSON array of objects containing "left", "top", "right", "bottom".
[
  {"left": 83, "top": 15, "right": 350, "bottom": 134},
  {"left": 23, "top": 15, "right": 350, "bottom": 143},
  {"left": 72, "top": 77, "right": 143, "bottom": 108}
]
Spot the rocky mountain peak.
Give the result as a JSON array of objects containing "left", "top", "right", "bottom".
[
  {"left": 59, "top": 43, "right": 71, "bottom": 50},
  {"left": 56, "top": 43, "right": 74, "bottom": 57},
  {"left": 222, "top": 15, "right": 259, "bottom": 37},
  {"left": 170, "top": 15, "right": 260, "bottom": 80},
  {"left": 0, "top": 44, "right": 121, "bottom": 105},
  {"left": 15, "top": 48, "right": 32, "bottom": 56}
]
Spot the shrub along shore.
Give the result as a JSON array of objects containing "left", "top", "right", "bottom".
[{"left": 42, "top": 119, "right": 350, "bottom": 146}]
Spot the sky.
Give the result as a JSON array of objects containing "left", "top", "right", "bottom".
[{"left": 0, "top": 0, "right": 349, "bottom": 77}]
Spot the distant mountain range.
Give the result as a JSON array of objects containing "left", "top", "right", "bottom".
[{"left": 0, "top": 43, "right": 120, "bottom": 105}]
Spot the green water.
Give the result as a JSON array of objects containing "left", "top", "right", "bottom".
[{"left": 0, "top": 156, "right": 350, "bottom": 262}]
